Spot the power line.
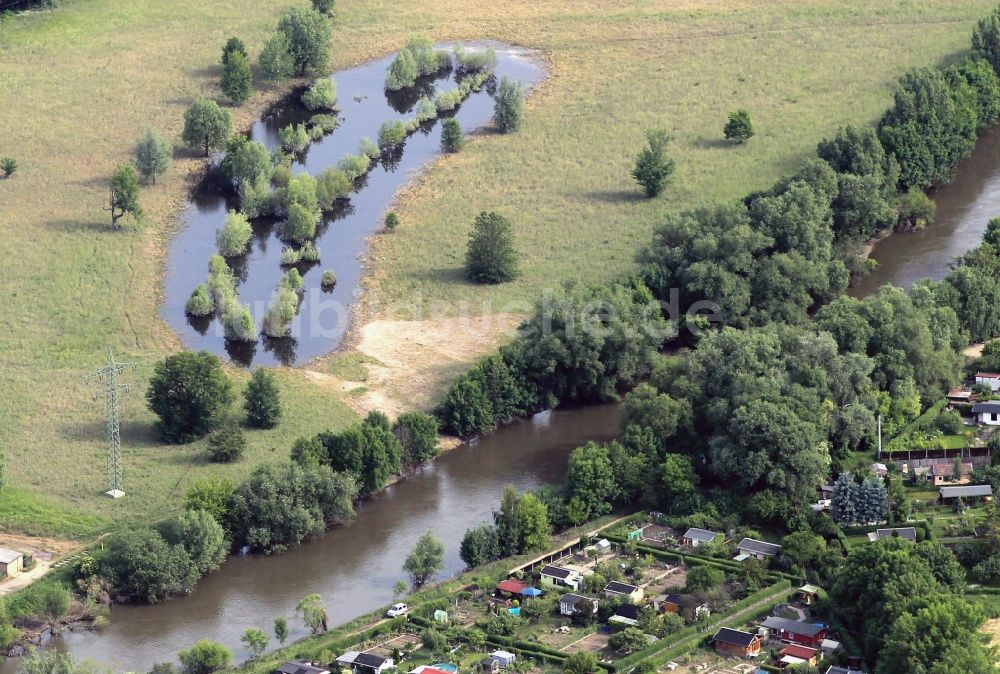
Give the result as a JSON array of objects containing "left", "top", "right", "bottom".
[{"left": 85, "top": 347, "right": 136, "bottom": 499}]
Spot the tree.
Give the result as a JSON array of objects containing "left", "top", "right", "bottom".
[
  {"left": 631, "top": 128, "right": 675, "bottom": 197},
  {"left": 608, "top": 627, "right": 648, "bottom": 654},
  {"left": 132, "top": 129, "right": 172, "bottom": 184},
  {"left": 723, "top": 109, "right": 754, "bottom": 143},
  {"left": 107, "top": 163, "right": 142, "bottom": 227},
  {"left": 277, "top": 7, "right": 332, "bottom": 76},
  {"left": 162, "top": 509, "right": 228, "bottom": 575},
  {"left": 259, "top": 32, "right": 294, "bottom": 81},
  {"left": 185, "top": 478, "right": 235, "bottom": 527},
  {"left": 781, "top": 531, "right": 827, "bottom": 568},
  {"left": 296, "top": 593, "right": 328, "bottom": 633},
  {"left": 244, "top": 368, "right": 282, "bottom": 429},
  {"left": 240, "top": 627, "right": 268, "bottom": 658},
  {"left": 465, "top": 211, "right": 519, "bottom": 283},
  {"left": 392, "top": 412, "right": 439, "bottom": 467},
  {"left": 441, "top": 118, "right": 463, "bottom": 152},
  {"left": 147, "top": 351, "right": 234, "bottom": 443},
  {"left": 207, "top": 420, "right": 245, "bottom": 463},
  {"left": 686, "top": 565, "right": 723, "bottom": 592},
  {"left": 221, "top": 37, "right": 247, "bottom": 63},
  {"left": 460, "top": 525, "right": 501, "bottom": 568},
  {"left": 98, "top": 528, "right": 198, "bottom": 602},
  {"left": 311, "top": 0, "right": 335, "bottom": 16},
  {"left": 273, "top": 616, "right": 289, "bottom": 645},
  {"left": 404, "top": 531, "right": 444, "bottom": 587},
  {"left": 516, "top": 492, "right": 551, "bottom": 552},
  {"left": 494, "top": 76, "right": 523, "bottom": 133},
  {"left": 215, "top": 209, "right": 252, "bottom": 257},
  {"left": 36, "top": 584, "right": 70, "bottom": 621},
  {"left": 301, "top": 78, "right": 336, "bottom": 111},
  {"left": 392, "top": 579, "right": 408, "bottom": 598},
  {"left": 221, "top": 50, "right": 253, "bottom": 106},
  {"left": 563, "top": 651, "right": 599, "bottom": 674},
  {"left": 567, "top": 442, "right": 618, "bottom": 517},
  {"left": 385, "top": 48, "right": 417, "bottom": 90},
  {"left": 973, "top": 6, "right": 1000, "bottom": 76},
  {"left": 182, "top": 98, "right": 232, "bottom": 157},
  {"left": 378, "top": 120, "right": 407, "bottom": 149},
  {"left": 178, "top": 640, "right": 232, "bottom": 674},
  {"left": 660, "top": 454, "right": 697, "bottom": 510}
]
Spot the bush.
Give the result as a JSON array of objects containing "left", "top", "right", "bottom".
[
  {"left": 378, "top": 120, "right": 408, "bottom": 149},
  {"left": 262, "top": 286, "right": 299, "bottom": 338},
  {"left": 723, "top": 109, "right": 754, "bottom": 143},
  {"left": 632, "top": 128, "right": 675, "bottom": 197},
  {"left": 455, "top": 43, "right": 496, "bottom": 73},
  {"left": 260, "top": 31, "right": 294, "bottom": 81},
  {"left": 281, "top": 268, "right": 303, "bottom": 291},
  {"left": 221, "top": 50, "right": 253, "bottom": 106},
  {"left": 407, "top": 36, "right": 448, "bottom": 76},
  {"left": 283, "top": 172, "right": 320, "bottom": 217},
  {"left": 973, "top": 6, "right": 1000, "bottom": 76},
  {"left": 312, "top": 0, "right": 335, "bottom": 14},
  {"left": 896, "top": 189, "right": 936, "bottom": 231},
  {"left": 338, "top": 154, "right": 370, "bottom": 180},
  {"left": 316, "top": 167, "right": 352, "bottom": 208},
  {"left": 207, "top": 254, "right": 237, "bottom": 308},
  {"left": 221, "top": 36, "right": 247, "bottom": 64},
  {"left": 223, "top": 303, "right": 257, "bottom": 343},
  {"left": 393, "top": 412, "right": 440, "bottom": 467},
  {"left": 147, "top": 351, "right": 234, "bottom": 443},
  {"left": 215, "top": 210, "right": 252, "bottom": 257},
  {"left": 279, "top": 123, "right": 310, "bottom": 153},
  {"left": 494, "top": 76, "right": 524, "bottom": 133},
  {"left": 415, "top": 96, "right": 437, "bottom": 122},
  {"left": 465, "top": 211, "right": 519, "bottom": 283},
  {"left": 161, "top": 509, "right": 228, "bottom": 575},
  {"left": 441, "top": 118, "right": 464, "bottom": 153},
  {"left": 182, "top": 98, "right": 232, "bottom": 157},
  {"left": 238, "top": 177, "right": 276, "bottom": 218},
  {"left": 302, "top": 78, "right": 337, "bottom": 111},
  {"left": 179, "top": 640, "right": 232, "bottom": 674},
  {"left": 132, "top": 129, "right": 172, "bottom": 184},
  {"left": 221, "top": 136, "right": 272, "bottom": 189},
  {"left": 99, "top": 528, "right": 198, "bottom": 602},
  {"left": 434, "top": 89, "right": 462, "bottom": 112},
  {"left": 280, "top": 247, "right": 302, "bottom": 266},
  {"left": 321, "top": 270, "right": 337, "bottom": 288},
  {"left": 359, "top": 137, "right": 380, "bottom": 159},
  {"left": 385, "top": 48, "right": 417, "bottom": 91},
  {"left": 384, "top": 212, "right": 399, "bottom": 230},
  {"left": 300, "top": 241, "right": 321, "bottom": 262},
  {"left": 207, "top": 420, "right": 246, "bottom": 463},
  {"left": 185, "top": 284, "right": 214, "bottom": 317},
  {"left": 244, "top": 368, "right": 282, "bottom": 428},
  {"left": 310, "top": 114, "right": 337, "bottom": 133},
  {"left": 934, "top": 410, "right": 964, "bottom": 435},
  {"left": 277, "top": 7, "right": 332, "bottom": 76},
  {"left": 283, "top": 203, "right": 318, "bottom": 244},
  {"left": 0, "top": 158, "right": 16, "bottom": 177}
]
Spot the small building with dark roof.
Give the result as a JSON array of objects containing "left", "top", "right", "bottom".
[
  {"left": 761, "top": 616, "right": 828, "bottom": 647},
  {"left": 608, "top": 603, "right": 641, "bottom": 627},
  {"left": 681, "top": 527, "right": 721, "bottom": 547},
  {"left": 973, "top": 401, "right": 1000, "bottom": 425},
  {"left": 276, "top": 662, "right": 330, "bottom": 674},
  {"left": 736, "top": 537, "right": 781, "bottom": 560},
  {"left": 538, "top": 564, "right": 582, "bottom": 591},
  {"left": 558, "top": 593, "right": 597, "bottom": 617},
  {"left": 336, "top": 652, "right": 394, "bottom": 674},
  {"left": 604, "top": 580, "right": 644, "bottom": 604},
  {"left": 712, "top": 627, "right": 762, "bottom": 657}
]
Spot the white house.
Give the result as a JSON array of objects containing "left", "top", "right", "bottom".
[
  {"left": 558, "top": 593, "right": 597, "bottom": 617},
  {"left": 681, "top": 528, "right": 722, "bottom": 548},
  {"left": 735, "top": 537, "right": 781, "bottom": 560},
  {"left": 975, "top": 372, "right": 1000, "bottom": 392},
  {"left": 539, "top": 564, "right": 582, "bottom": 591},
  {"left": 972, "top": 401, "right": 1000, "bottom": 425}
]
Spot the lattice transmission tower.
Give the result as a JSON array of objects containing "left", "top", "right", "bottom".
[{"left": 85, "top": 348, "right": 136, "bottom": 498}]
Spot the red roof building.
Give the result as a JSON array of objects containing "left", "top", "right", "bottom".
[{"left": 496, "top": 579, "right": 528, "bottom": 595}]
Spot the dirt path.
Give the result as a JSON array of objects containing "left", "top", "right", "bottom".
[{"left": 0, "top": 533, "right": 83, "bottom": 597}]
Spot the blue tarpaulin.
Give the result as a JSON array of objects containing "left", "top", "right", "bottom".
[{"left": 520, "top": 587, "right": 543, "bottom": 597}]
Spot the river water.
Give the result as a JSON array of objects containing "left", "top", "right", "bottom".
[
  {"left": 849, "top": 125, "right": 1000, "bottom": 296},
  {"left": 17, "top": 404, "right": 621, "bottom": 673},
  {"left": 162, "top": 43, "right": 545, "bottom": 367}
]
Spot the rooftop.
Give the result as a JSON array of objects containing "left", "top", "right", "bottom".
[
  {"left": 353, "top": 654, "right": 388, "bottom": 669},
  {"left": 277, "top": 662, "right": 330, "bottom": 674},
  {"left": 712, "top": 627, "right": 759, "bottom": 648},
  {"left": 604, "top": 581, "right": 639, "bottom": 594},
  {"left": 737, "top": 537, "right": 782, "bottom": 556},
  {"left": 761, "top": 616, "right": 826, "bottom": 637},
  {"left": 612, "top": 604, "right": 640, "bottom": 620},
  {"left": 872, "top": 527, "right": 917, "bottom": 542},
  {"left": 559, "top": 593, "right": 591, "bottom": 605},
  {"left": 0, "top": 548, "right": 22, "bottom": 564},
  {"left": 940, "top": 485, "right": 993, "bottom": 498},
  {"left": 973, "top": 401, "right": 1000, "bottom": 413},
  {"left": 682, "top": 527, "right": 720, "bottom": 542},
  {"left": 539, "top": 565, "right": 573, "bottom": 579},
  {"left": 779, "top": 644, "right": 818, "bottom": 659},
  {"left": 496, "top": 579, "right": 528, "bottom": 594}
]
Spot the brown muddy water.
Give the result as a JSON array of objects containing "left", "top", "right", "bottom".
[
  {"left": 163, "top": 43, "right": 545, "bottom": 367},
  {"left": 11, "top": 404, "right": 620, "bottom": 673},
  {"left": 849, "top": 125, "right": 1000, "bottom": 296}
]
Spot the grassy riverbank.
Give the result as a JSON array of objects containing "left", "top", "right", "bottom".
[{"left": 0, "top": 0, "right": 994, "bottom": 533}]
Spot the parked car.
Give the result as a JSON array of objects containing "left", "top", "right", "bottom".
[{"left": 386, "top": 603, "right": 409, "bottom": 617}]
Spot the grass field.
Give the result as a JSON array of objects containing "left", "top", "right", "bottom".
[{"left": 0, "top": 0, "right": 996, "bottom": 534}]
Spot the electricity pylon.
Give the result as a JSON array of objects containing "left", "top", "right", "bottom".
[{"left": 86, "top": 348, "right": 136, "bottom": 498}]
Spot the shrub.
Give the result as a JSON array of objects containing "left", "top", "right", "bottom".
[
  {"left": 407, "top": 36, "right": 448, "bottom": 76},
  {"left": 207, "top": 420, "right": 246, "bottom": 463},
  {"left": 310, "top": 114, "right": 337, "bottom": 132},
  {"left": 358, "top": 137, "right": 380, "bottom": 159},
  {"left": 262, "top": 286, "right": 299, "bottom": 338},
  {"left": 147, "top": 351, "right": 234, "bottom": 443},
  {"left": 281, "top": 268, "right": 303, "bottom": 291},
  {"left": 178, "top": 640, "right": 232, "bottom": 674},
  {"left": 454, "top": 43, "right": 496, "bottom": 73},
  {"left": 632, "top": 128, "right": 675, "bottom": 197},
  {"left": 441, "top": 118, "right": 464, "bottom": 152},
  {"left": 283, "top": 203, "right": 318, "bottom": 244},
  {"left": 279, "top": 123, "right": 310, "bottom": 153},
  {"left": 378, "top": 120, "right": 407, "bottom": 149},
  {"left": 215, "top": 210, "right": 253, "bottom": 257},
  {"left": 316, "top": 167, "right": 352, "bottom": 208},
  {"left": 280, "top": 247, "right": 302, "bottom": 265},
  {"left": 338, "top": 154, "right": 371, "bottom": 180},
  {"left": 108, "top": 163, "right": 143, "bottom": 227},
  {"left": 0, "top": 158, "right": 16, "bottom": 177},
  {"left": 161, "top": 509, "right": 228, "bottom": 575},
  {"left": 896, "top": 189, "right": 936, "bottom": 231},
  {"left": 302, "top": 78, "right": 337, "bottom": 111},
  {"left": 386, "top": 48, "right": 417, "bottom": 91},
  {"left": 321, "top": 270, "right": 337, "bottom": 288},
  {"left": 221, "top": 37, "right": 247, "bottom": 64},
  {"left": 207, "top": 255, "right": 237, "bottom": 308},
  {"left": 973, "top": 6, "right": 1000, "bottom": 76},
  {"left": 434, "top": 89, "right": 462, "bottom": 112},
  {"left": 221, "top": 50, "right": 253, "bottom": 106},
  {"left": 244, "top": 368, "right": 281, "bottom": 428},
  {"left": 300, "top": 241, "right": 321, "bottom": 262},
  {"left": 415, "top": 96, "right": 437, "bottom": 122},
  {"left": 384, "top": 211, "right": 399, "bottom": 230},
  {"left": 312, "top": 0, "right": 335, "bottom": 15},
  {"left": 182, "top": 98, "right": 232, "bottom": 156},
  {"left": 223, "top": 303, "right": 258, "bottom": 342},
  {"left": 99, "top": 528, "right": 198, "bottom": 602},
  {"left": 393, "top": 412, "right": 440, "bottom": 467},
  {"left": 259, "top": 31, "right": 294, "bottom": 81},
  {"left": 277, "top": 7, "right": 332, "bottom": 76},
  {"left": 221, "top": 136, "right": 272, "bottom": 189},
  {"left": 494, "top": 76, "right": 524, "bottom": 134},
  {"left": 465, "top": 211, "right": 519, "bottom": 283},
  {"left": 132, "top": 129, "right": 172, "bottom": 184},
  {"left": 723, "top": 109, "right": 754, "bottom": 143},
  {"left": 185, "top": 284, "right": 215, "bottom": 317}
]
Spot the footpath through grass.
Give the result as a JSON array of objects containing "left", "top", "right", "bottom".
[{"left": 0, "top": 0, "right": 995, "bottom": 531}]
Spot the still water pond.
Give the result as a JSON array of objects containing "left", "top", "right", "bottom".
[{"left": 163, "top": 44, "right": 545, "bottom": 367}]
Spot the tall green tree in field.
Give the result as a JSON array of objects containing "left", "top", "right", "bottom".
[
  {"left": 240, "top": 627, "right": 268, "bottom": 658},
  {"left": 723, "top": 109, "right": 754, "bottom": 143},
  {"left": 465, "top": 211, "right": 519, "bottom": 283},
  {"left": 221, "top": 37, "right": 248, "bottom": 64},
  {"left": 296, "top": 593, "right": 328, "bottom": 633},
  {"left": 273, "top": 616, "right": 289, "bottom": 645},
  {"left": 260, "top": 31, "right": 295, "bottom": 81},
  {"left": 132, "top": 129, "right": 172, "bottom": 184},
  {"left": 244, "top": 368, "right": 282, "bottom": 429},
  {"left": 182, "top": 98, "right": 232, "bottom": 157},
  {"left": 632, "top": 128, "right": 675, "bottom": 197},
  {"left": 973, "top": 6, "right": 1000, "bottom": 76},
  {"left": 494, "top": 76, "right": 524, "bottom": 133},
  {"left": 107, "top": 164, "right": 142, "bottom": 228},
  {"left": 178, "top": 640, "right": 232, "bottom": 674},
  {"left": 404, "top": 531, "right": 445, "bottom": 587},
  {"left": 277, "top": 7, "right": 332, "bottom": 76},
  {"left": 567, "top": 442, "right": 618, "bottom": 517},
  {"left": 146, "top": 350, "right": 234, "bottom": 443},
  {"left": 221, "top": 50, "right": 253, "bottom": 106}
]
